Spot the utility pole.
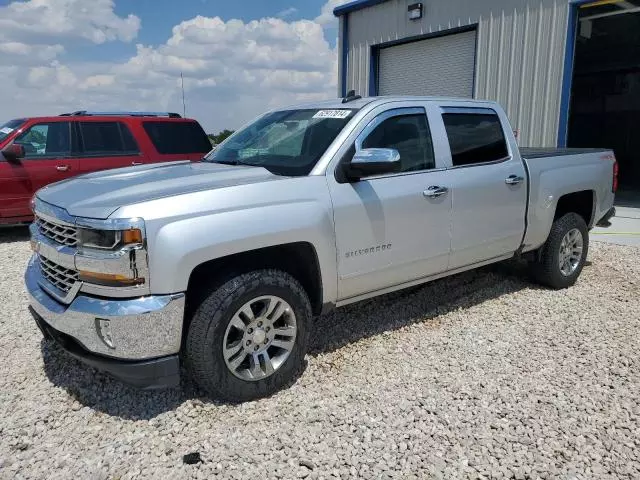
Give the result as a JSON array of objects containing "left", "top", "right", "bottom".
[{"left": 181, "top": 72, "right": 186, "bottom": 117}]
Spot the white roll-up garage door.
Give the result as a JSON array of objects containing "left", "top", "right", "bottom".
[{"left": 378, "top": 30, "right": 477, "bottom": 98}]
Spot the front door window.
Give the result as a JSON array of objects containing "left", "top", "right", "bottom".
[{"left": 14, "top": 122, "right": 71, "bottom": 159}]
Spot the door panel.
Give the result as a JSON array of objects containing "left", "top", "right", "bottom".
[
  {"left": 330, "top": 171, "right": 452, "bottom": 300},
  {"left": 447, "top": 160, "right": 527, "bottom": 269},
  {"left": 439, "top": 109, "right": 527, "bottom": 269},
  {"left": 0, "top": 159, "right": 32, "bottom": 218},
  {"left": 2, "top": 122, "right": 76, "bottom": 218},
  {"left": 328, "top": 107, "right": 452, "bottom": 301},
  {"left": 78, "top": 153, "right": 143, "bottom": 173},
  {"left": 23, "top": 157, "right": 78, "bottom": 194}
]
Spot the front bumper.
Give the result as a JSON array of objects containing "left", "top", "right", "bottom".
[
  {"left": 31, "top": 307, "right": 180, "bottom": 389},
  {"left": 26, "top": 255, "right": 185, "bottom": 362}
]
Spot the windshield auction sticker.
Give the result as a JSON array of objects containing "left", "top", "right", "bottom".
[
  {"left": 312, "top": 110, "right": 352, "bottom": 119},
  {"left": 0, "top": 127, "right": 13, "bottom": 134}
]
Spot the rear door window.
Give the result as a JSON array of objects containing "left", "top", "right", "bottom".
[
  {"left": 442, "top": 112, "right": 509, "bottom": 167},
  {"left": 78, "top": 122, "right": 140, "bottom": 156},
  {"left": 143, "top": 121, "right": 212, "bottom": 155}
]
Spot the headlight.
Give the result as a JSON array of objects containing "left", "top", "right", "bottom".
[
  {"left": 74, "top": 218, "right": 147, "bottom": 291},
  {"left": 77, "top": 228, "right": 143, "bottom": 250},
  {"left": 76, "top": 227, "right": 146, "bottom": 288}
]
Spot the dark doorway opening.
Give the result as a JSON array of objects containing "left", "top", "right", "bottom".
[{"left": 568, "top": 3, "right": 640, "bottom": 191}]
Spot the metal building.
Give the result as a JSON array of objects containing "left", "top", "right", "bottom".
[{"left": 335, "top": 0, "right": 640, "bottom": 190}]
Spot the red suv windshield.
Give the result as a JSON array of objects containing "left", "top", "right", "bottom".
[{"left": 0, "top": 119, "right": 26, "bottom": 142}]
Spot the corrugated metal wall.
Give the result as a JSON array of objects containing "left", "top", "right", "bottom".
[
  {"left": 343, "top": 0, "right": 570, "bottom": 147},
  {"left": 378, "top": 30, "right": 476, "bottom": 97}
]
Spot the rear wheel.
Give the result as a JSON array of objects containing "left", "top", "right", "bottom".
[
  {"left": 530, "top": 213, "right": 589, "bottom": 289},
  {"left": 185, "top": 270, "right": 311, "bottom": 402}
]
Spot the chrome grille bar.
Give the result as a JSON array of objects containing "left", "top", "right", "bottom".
[
  {"left": 35, "top": 215, "right": 78, "bottom": 247},
  {"left": 40, "top": 255, "right": 79, "bottom": 294}
]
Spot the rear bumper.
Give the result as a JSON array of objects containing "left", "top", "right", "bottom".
[
  {"left": 596, "top": 207, "right": 616, "bottom": 227},
  {"left": 31, "top": 307, "right": 180, "bottom": 389},
  {"left": 0, "top": 215, "right": 33, "bottom": 225}
]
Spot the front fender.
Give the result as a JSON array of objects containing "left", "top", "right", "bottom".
[{"left": 146, "top": 200, "right": 338, "bottom": 304}]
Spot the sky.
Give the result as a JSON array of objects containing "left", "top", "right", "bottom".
[{"left": 0, "top": 0, "right": 348, "bottom": 133}]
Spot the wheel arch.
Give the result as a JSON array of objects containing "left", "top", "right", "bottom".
[
  {"left": 185, "top": 242, "right": 325, "bottom": 323},
  {"left": 554, "top": 190, "right": 595, "bottom": 228}
]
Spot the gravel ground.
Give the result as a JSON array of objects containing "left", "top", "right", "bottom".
[{"left": 1, "top": 227, "right": 639, "bottom": 480}]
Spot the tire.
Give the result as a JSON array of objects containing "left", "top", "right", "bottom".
[
  {"left": 185, "top": 269, "right": 311, "bottom": 402},
  {"left": 530, "top": 212, "right": 589, "bottom": 289}
]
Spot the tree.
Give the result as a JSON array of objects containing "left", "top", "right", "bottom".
[
  {"left": 208, "top": 129, "right": 235, "bottom": 145},
  {"left": 21, "top": 128, "right": 47, "bottom": 144}
]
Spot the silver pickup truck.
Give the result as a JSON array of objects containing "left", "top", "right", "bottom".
[{"left": 25, "top": 96, "right": 617, "bottom": 401}]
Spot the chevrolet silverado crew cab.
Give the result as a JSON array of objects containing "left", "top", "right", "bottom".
[
  {"left": 0, "top": 111, "right": 211, "bottom": 225},
  {"left": 26, "top": 96, "right": 617, "bottom": 402}
]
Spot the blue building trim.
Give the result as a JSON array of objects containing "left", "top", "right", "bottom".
[
  {"left": 340, "top": 14, "right": 349, "bottom": 97},
  {"left": 558, "top": 0, "right": 595, "bottom": 147},
  {"left": 334, "top": 0, "right": 389, "bottom": 17},
  {"left": 369, "top": 47, "right": 378, "bottom": 96}
]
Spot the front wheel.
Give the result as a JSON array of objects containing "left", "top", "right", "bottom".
[
  {"left": 529, "top": 212, "right": 589, "bottom": 289},
  {"left": 185, "top": 270, "right": 311, "bottom": 402}
]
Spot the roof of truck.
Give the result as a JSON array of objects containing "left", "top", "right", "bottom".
[{"left": 285, "top": 96, "right": 499, "bottom": 111}]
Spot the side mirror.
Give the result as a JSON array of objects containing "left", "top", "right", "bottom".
[
  {"left": 1, "top": 144, "right": 25, "bottom": 163},
  {"left": 345, "top": 148, "right": 401, "bottom": 181}
]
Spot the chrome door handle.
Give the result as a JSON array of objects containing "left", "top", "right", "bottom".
[
  {"left": 505, "top": 175, "right": 524, "bottom": 185},
  {"left": 131, "top": 161, "right": 143, "bottom": 166},
  {"left": 423, "top": 186, "right": 449, "bottom": 198},
  {"left": 56, "top": 165, "right": 69, "bottom": 172}
]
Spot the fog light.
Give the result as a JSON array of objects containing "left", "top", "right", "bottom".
[{"left": 95, "top": 318, "right": 115, "bottom": 349}]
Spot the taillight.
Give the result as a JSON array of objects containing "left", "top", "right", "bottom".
[{"left": 602, "top": 153, "right": 618, "bottom": 193}]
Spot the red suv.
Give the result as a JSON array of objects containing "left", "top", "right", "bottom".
[{"left": 0, "top": 111, "right": 212, "bottom": 224}]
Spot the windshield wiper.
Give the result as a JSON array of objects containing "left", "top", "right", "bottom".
[{"left": 213, "top": 159, "right": 240, "bottom": 166}]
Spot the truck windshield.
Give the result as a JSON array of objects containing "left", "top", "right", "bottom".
[
  {"left": 0, "top": 119, "right": 26, "bottom": 143},
  {"left": 204, "top": 109, "right": 357, "bottom": 176}
]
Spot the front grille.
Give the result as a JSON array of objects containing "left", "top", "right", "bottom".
[
  {"left": 40, "top": 256, "right": 79, "bottom": 294},
  {"left": 35, "top": 215, "right": 78, "bottom": 247}
]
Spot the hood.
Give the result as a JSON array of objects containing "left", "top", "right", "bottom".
[{"left": 37, "top": 161, "right": 282, "bottom": 219}]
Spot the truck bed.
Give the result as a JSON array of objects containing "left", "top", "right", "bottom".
[
  {"left": 520, "top": 147, "right": 610, "bottom": 160},
  {"left": 520, "top": 146, "right": 615, "bottom": 252}
]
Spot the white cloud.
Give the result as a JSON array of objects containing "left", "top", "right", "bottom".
[
  {"left": 78, "top": 74, "right": 116, "bottom": 90},
  {"left": 276, "top": 7, "right": 298, "bottom": 19},
  {"left": 26, "top": 62, "right": 77, "bottom": 88},
  {"left": 0, "top": 1, "right": 342, "bottom": 133},
  {"left": 0, "top": 41, "right": 63, "bottom": 63},
  {"left": 0, "top": 0, "right": 140, "bottom": 45},
  {"left": 315, "top": 0, "right": 349, "bottom": 28}
]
